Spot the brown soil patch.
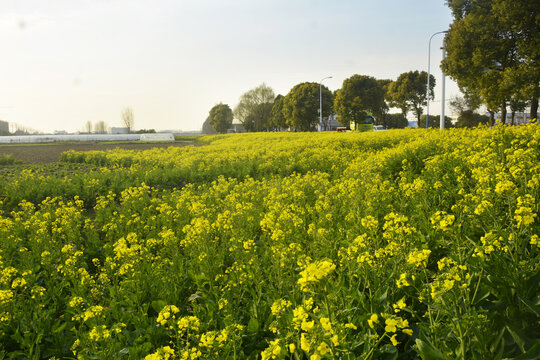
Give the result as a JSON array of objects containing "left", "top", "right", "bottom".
[{"left": 0, "top": 141, "right": 201, "bottom": 164}]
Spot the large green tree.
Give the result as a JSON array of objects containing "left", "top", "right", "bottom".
[
  {"left": 233, "top": 83, "right": 275, "bottom": 132},
  {"left": 243, "top": 102, "right": 274, "bottom": 132},
  {"left": 443, "top": 0, "right": 540, "bottom": 122},
  {"left": 418, "top": 115, "right": 453, "bottom": 129},
  {"left": 449, "top": 93, "right": 482, "bottom": 115},
  {"left": 208, "top": 103, "right": 233, "bottom": 134},
  {"left": 493, "top": 0, "right": 540, "bottom": 120},
  {"left": 449, "top": 93, "right": 489, "bottom": 127},
  {"left": 282, "top": 82, "right": 333, "bottom": 131},
  {"left": 269, "top": 95, "right": 287, "bottom": 130},
  {"left": 454, "top": 110, "right": 490, "bottom": 128},
  {"left": 378, "top": 79, "right": 393, "bottom": 119},
  {"left": 387, "top": 71, "right": 435, "bottom": 122},
  {"left": 334, "top": 75, "right": 386, "bottom": 128},
  {"left": 378, "top": 113, "right": 409, "bottom": 129}
]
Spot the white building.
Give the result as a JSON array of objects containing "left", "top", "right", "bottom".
[
  {"left": 318, "top": 114, "right": 341, "bottom": 131},
  {"left": 493, "top": 111, "right": 532, "bottom": 125},
  {"left": 110, "top": 127, "right": 130, "bottom": 134},
  {"left": 228, "top": 118, "right": 245, "bottom": 133}
]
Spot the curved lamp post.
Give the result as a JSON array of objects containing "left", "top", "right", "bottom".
[
  {"left": 426, "top": 31, "right": 447, "bottom": 128},
  {"left": 320, "top": 76, "right": 332, "bottom": 131}
]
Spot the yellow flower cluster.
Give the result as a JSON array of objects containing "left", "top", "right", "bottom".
[
  {"left": 145, "top": 346, "right": 175, "bottom": 360},
  {"left": 531, "top": 234, "right": 539, "bottom": 248},
  {"left": 271, "top": 299, "right": 292, "bottom": 316},
  {"left": 431, "top": 259, "right": 470, "bottom": 300},
  {"left": 156, "top": 305, "right": 180, "bottom": 327},
  {"left": 407, "top": 249, "right": 431, "bottom": 267},
  {"left": 473, "top": 232, "right": 509, "bottom": 257},
  {"left": 261, "top": 339, "right": 281, "bottom": 360},
  {"left": 430, "top": 211, "right": 455, "bottom": 232},
  {"left": 88, "top": 325, "right": 110, "bottom": 342},
  {"left": 177, "top": 315, "right": 200, "bottom": 334},
  {"left": 0, "top": 289, "right": 13, "bottom": 305},
  {"left": 297, "top": 260, "right": 336, "bottom": 292},
  {"left": 514, "top": 195, "right": 536, "bottom": 228}
]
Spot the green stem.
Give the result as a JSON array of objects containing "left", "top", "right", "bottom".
[
  {"left": 363, "top": 332, "right": 387, "bottom": 360},
  {"left": 423, "top": 269, "right": 435, "bottom": 331},
  {"left": 470, "top": 268, "right": 483, "bottom": 305},
  {"left": 456, "top": 321, "right": 466, "bottom": 360}
]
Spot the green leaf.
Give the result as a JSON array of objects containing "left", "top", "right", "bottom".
[
  {"left": 472, "top": 284, "right": 491, "bottom": 305},
  {"left": 118, "top": 347, "right": 130, "bottom": 356},
  {"left": 491, "top": 329, "right": 505, "bottom": 360},
  {"left": 517, "top": 295, "right": 540, "bottom": 317},
  {"left": 150, "top": 300, "right": 167, "bottom": 313},
  {"left": 415, "top": 338, "right": 450, "bottom": 360},
  {"left": 379, "top": 289, "right": 388, "bottom": 304},
  {"left": 506, "top": 325, "right": 526, "bottom": 353},
  {"left": 515, "top": 342, "right": 540, "bottom": 360},
  {"left": 52, "top": 322, "right": 67, "bottom": 334},
  {"left": 247, "top": 317, "right": 259, "bottom": 334}
]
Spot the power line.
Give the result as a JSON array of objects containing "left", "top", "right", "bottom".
[{"left": 430, "top": 99, "right": 452, "bottom": 103}]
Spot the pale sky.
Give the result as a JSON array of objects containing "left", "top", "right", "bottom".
[{"left": 0, "top": 0, "right": 459, "bottom": 133}]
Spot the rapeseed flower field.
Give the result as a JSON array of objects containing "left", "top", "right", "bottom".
[{"left": 0, "top": 125, "right": 538, "bottom": 359}]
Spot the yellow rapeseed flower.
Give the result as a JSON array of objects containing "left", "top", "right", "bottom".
[{"left": 368, "top": 314, "right": 379, "bottom": 329}]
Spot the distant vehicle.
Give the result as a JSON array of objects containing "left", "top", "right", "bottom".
[
  {"left": 336, "top": 127, "right": 351, "bottom": 132},
  {"left": 373, "top": 125, "right": 386, "bottom": 131}
]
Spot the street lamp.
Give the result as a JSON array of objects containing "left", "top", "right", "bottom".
[
  {"left": 440, "top": 38, "right": 447, "bottom": 130},
  {"left": 426, "top": 30, "right": 447, "bottom": 128},
  {"left": 320, "top": 76, "right": 332, "bottom": 131}
]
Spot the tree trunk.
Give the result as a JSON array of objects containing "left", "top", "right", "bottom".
[
  {"left": 489, "top": 111, "right": 495, "bottom": 127},
  {"left": 511, "top": 111, "right": 515, "bottom": 125},
  {"left": 531, "top": 96, "right": 538, "bottom": 121},
  {"left": 500, "top": 101, "right": 507, "bottom": 124}
]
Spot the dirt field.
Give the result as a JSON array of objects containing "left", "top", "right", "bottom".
[{"left": 0, "top": 141, "right": 201, "bottom": 164}]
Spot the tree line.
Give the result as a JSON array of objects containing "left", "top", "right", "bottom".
[
  {"left": 205, "top": 0, "right": 538, "bottom": 134},
  {"left": 80, "top": 107, "right": 136, "bottom": 134},
  {"left": 205, "top": 70, "right": 439, "bottom": 134}
]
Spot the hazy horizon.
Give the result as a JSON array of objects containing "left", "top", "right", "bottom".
[{"left": 1, "top": 0, "right": 459, "bottom": 133}]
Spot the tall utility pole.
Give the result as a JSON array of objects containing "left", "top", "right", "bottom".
[
  {"left": 319, "top": 76, "right": 332, "bottom": 131},
  {"left": 426, "top": 30, "right": 447, "bottom": 128},
  {"left": 441, "top": 39, "right": 447, "bottom": 130}
]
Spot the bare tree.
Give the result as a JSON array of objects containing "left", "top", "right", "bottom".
[
  {"left": 85, "top": 121, "right": 93, "bottom": 134},
  {"left": 121, "top": 107, "right": 134, "bottom": 132},
  {"left": 94, "top": 121, "right": 108, "bottom": 134}
]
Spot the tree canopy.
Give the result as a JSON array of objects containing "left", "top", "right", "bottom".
[
  {"left": 334, "top": 75, "right": 386, "bottom": 128},
  {"left": 387, "top": 71, "right": 435, "bottom": 121},
  {"left": 269, "top": 95, "right": 287, "bottom": 130},
  {"left": 282, "top": 82, "right": 333, "bottom": 132},
  {"left": 454, "top": 110, "right": 490, "bottom": 128},
  {"left": 442, "top": 0, "right": 540, "bottom": 122},
  {"left": 208, "top": 103, "right": 233, "bottom": 134},
  {"left": 449, "top": 93, "right": 482, "bottom": 115},
  {"left": 378, "top": 113, "right": 409, "bottom": 129},
  {"left": 244, "top": 102, "right": 274, "bottom": 132},
  {"left": 418, "top": 115, "right": 453, "bottom": 129},
  {"left": 234, "top": 84, "right": 275, "bottom": 132}
]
